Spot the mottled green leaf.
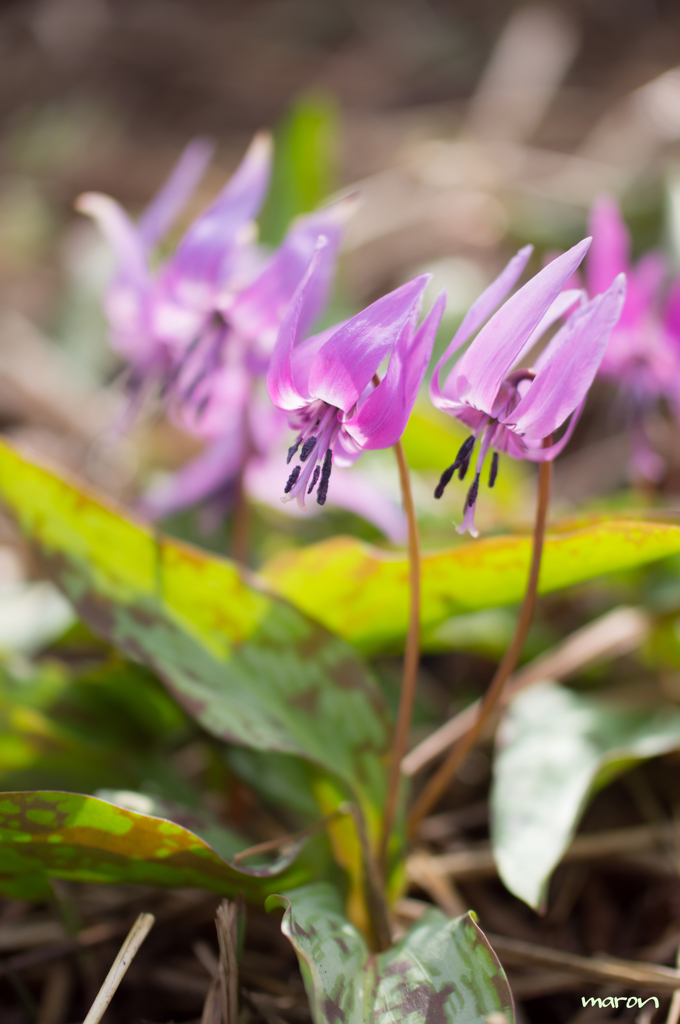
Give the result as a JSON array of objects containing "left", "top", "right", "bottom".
[
  {"left": 262, "top": 516, "right": 680, "bottom": 654},
  {"left": 0, "top": 791, "right": 311, "bottom": 902},
  {"left": 0, "top": 441, "right": 390, "bottom": 833},
  {"left": 491, "top": 682, "right": 680, "bottom": 910},
  {"left": 95, "top": 789, "right": 247, "bottom": 862},
  {"left": 268, "top": 883, "right": 514, "bottom": 1024}
]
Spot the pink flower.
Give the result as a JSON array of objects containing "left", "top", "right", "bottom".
[
  {"left": 430, "top": 239, "right": 626, "bottom": 535},
  {"left": 78, "top": 134, "right": 269, "bottom": 379},
  {"left": 588, "top": 196, "right": 680, "bottom": 480},
  {"left": 79, "top": 135, "right": 355, "bottom": 526},
  {"left": 267, "top": 244, "right": 446, "bottom": 507}
]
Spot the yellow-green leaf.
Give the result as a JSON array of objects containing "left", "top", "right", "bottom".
[
  {"left": 0, "top": 440, "right": 390, "bottom": 829},
  {"left": 261, "top": 516, "right": 680, "bottom": 653}
]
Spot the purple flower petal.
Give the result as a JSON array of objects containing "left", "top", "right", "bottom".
[
  {"left": 308, "top": 275, "right": 430, "bottom": 412},
  {"left": 505, "top": 399, "right": 584, "bottom": 462},
  {"left": 76, "top": 192, "right": 153, "bottom": 362},
  {"left": 266, "top": 241, "right": 328, "bottom": 410},
  {"left": 76, "top": 192, "right": 149, "bottom": 285},
  {"left": 404, "top": 291, "right": 447, "bottom": 409},
  {"left": 518, "top": 288, "right": 585, "bottom": 361},
  {"left": 431, "top": 245, "right": 533, "bottom": 405},
  {"left": 137, "top": 137, "right": 215, "bottom": 250},
  {"left": 344, "top": 291, "right": 446, "bottom": 450},
  {"left": 447, "top": 238, "right": 592, "bottom": 415},
  {"left": 227, "top": 196, "right": 355, "bottom": 351},
  {"left": 587, "top": 196, "right": 630, "bottom": 298},
  {"left": 137, "top": 431, "right": 245, "bottom": 520},
  {"left": 162, "top": 132, "right": 272, "bottom": 298},
  {"left": 289, "top": 323, "right": 343, "bottom": 396},
  {"left": 625, "top": 251, "right": 666, "bottom": 326},
  {"left": 664, "top": 269, "right": 680, "bottom": 346},
  {"left": 503, "top": 273, "right": 626, "bottom": 439}
]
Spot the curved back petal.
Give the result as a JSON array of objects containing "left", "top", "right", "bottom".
[
  {"left": 166, "top": 132, "right": 272, "bottom": 296},
  {"left": 138, "top": 137, "right": 215, "bottom": 250},
  {"left": 430, "top": 245, "right": 533, "bottom": 406},
  {"left": 228, "top": 196, "right": 355, "bottom": 350},
  {"left": 309, "top": 275, "right": 429, "bottom": 412},
  {"left": 266, "top": 241, "right": 328, "bottom": 411},
  {"left": 587, "top": 195, "right": 630, "bottom": 298},
  {"left": 504, "top": 273, "right": 626, "bottom": 439},
  {"left": 447, "top": 238, "right": 591, "bottom": 415}
]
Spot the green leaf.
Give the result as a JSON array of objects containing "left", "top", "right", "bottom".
[
  {"left": 262, "top": 516, "right": 680, "bottom": 654},
  {"left": 95, "top": 789, "right": 247, "bottom": 862},
  {"left": 0, "top": 791, "right": 311, "bottom": 902},
  {"left": 225, "top": 748, "right": 323, "bottom": 823},
  {"left": 268, "top": 883, "right": 514, "bottom": 1024},
  {"left": 258, "top": 93, "right": 337, "bottom": 246},
  {"left": 0, "top": 441, "right": 390, "bottom": 831},
  {"left": 491, "top": 681, "right": 680, "bottom": 910},
  {"left": 0, "top": 651, "right": 202, "bottom": 803}
]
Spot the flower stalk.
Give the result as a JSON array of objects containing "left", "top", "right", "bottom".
[
  {"left": 378, "top": 435, "right": 421, "bottom": 873},
  {"left": 407, "top": 455, "right": 553, "bottom": 835}
]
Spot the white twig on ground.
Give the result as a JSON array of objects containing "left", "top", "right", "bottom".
[{"left": 82, "top": 912, "right": 155, "bottom": 1024}]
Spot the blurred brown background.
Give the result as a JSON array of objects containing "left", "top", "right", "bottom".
[{"left": 0, "top": 0, "right": 679, "bottom": 319}]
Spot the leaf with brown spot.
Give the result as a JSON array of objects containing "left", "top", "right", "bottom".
[
  {"left": 0, "top": 441, "right": 390, "bottom": 835},
  {"left": 0, "top": 791, "right": 312, "bottom": 901},
  {"left": 261, "top": 516, "right": 680, "bottom": 654},
  {"left": 267, "top": 884, "right": 514, "bottom": 1024}
]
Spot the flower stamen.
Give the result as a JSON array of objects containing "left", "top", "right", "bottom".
[
  {"left": 434, "top": 435, "right": 476, "bottom": 498},
  {"left": 300, "top": 436, "right": 317, "bottom": 461},
  {"left": 489, "top": 451, "right": 499, "bottom": 488},
  {"left": 286, "top": 436, "right": 302, "bottom": 464},
  {"left": 316, "top": 449, "right": 333, "bottom": 505},
  {"left": 466, "top": 472, "right": 480, "bottom": 509},
  {"left": 284, "top": 466, "right": 301, "bottom": 493},
  {"left": 307, "top": 465, "right": 321, "bottom": 494}
]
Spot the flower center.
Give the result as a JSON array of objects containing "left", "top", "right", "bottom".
[
  {"left": 282, "top": 400, "right": 342, "bottom": 507},
  {"left": 435, "top": 367, "right": 537, "bottom": 500}
]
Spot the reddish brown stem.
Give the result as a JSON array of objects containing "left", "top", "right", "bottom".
[
  {"left": 378, "top": 437, "right": 421, "bottom": 872},
  {"left": 407, "top": 457, "right": 553, "bottom": 835}
]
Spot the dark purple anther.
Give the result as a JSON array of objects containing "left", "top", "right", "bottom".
[
  {"left": 307, "top": 465, "right": 321, "bottom": 494},
  {"left": 434, "top": 464, "right": 456, "bottom": 499},
  {"left": 284, "top": 465, "right": 301, "bottom": 493},
  {"left": 434, "top": 435, "right": 476, "bottom": 498},
  {"left": 488, "top": 451, "right": 499, "bottom": 488},
  {"left": 286, "top": 436, "right": 302, "bottom": 464},
  {"left": 456, "top": 435, "right": 475, "bottom": 465},
  {"left": 316, "top": 449, "right": 333, "bottom": 505},
  {"left": 465, "top": 472, "right": 480, "bottom": 510},
  {"left": 300, "top": 436, "right": 317, "bottom": 462}
]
